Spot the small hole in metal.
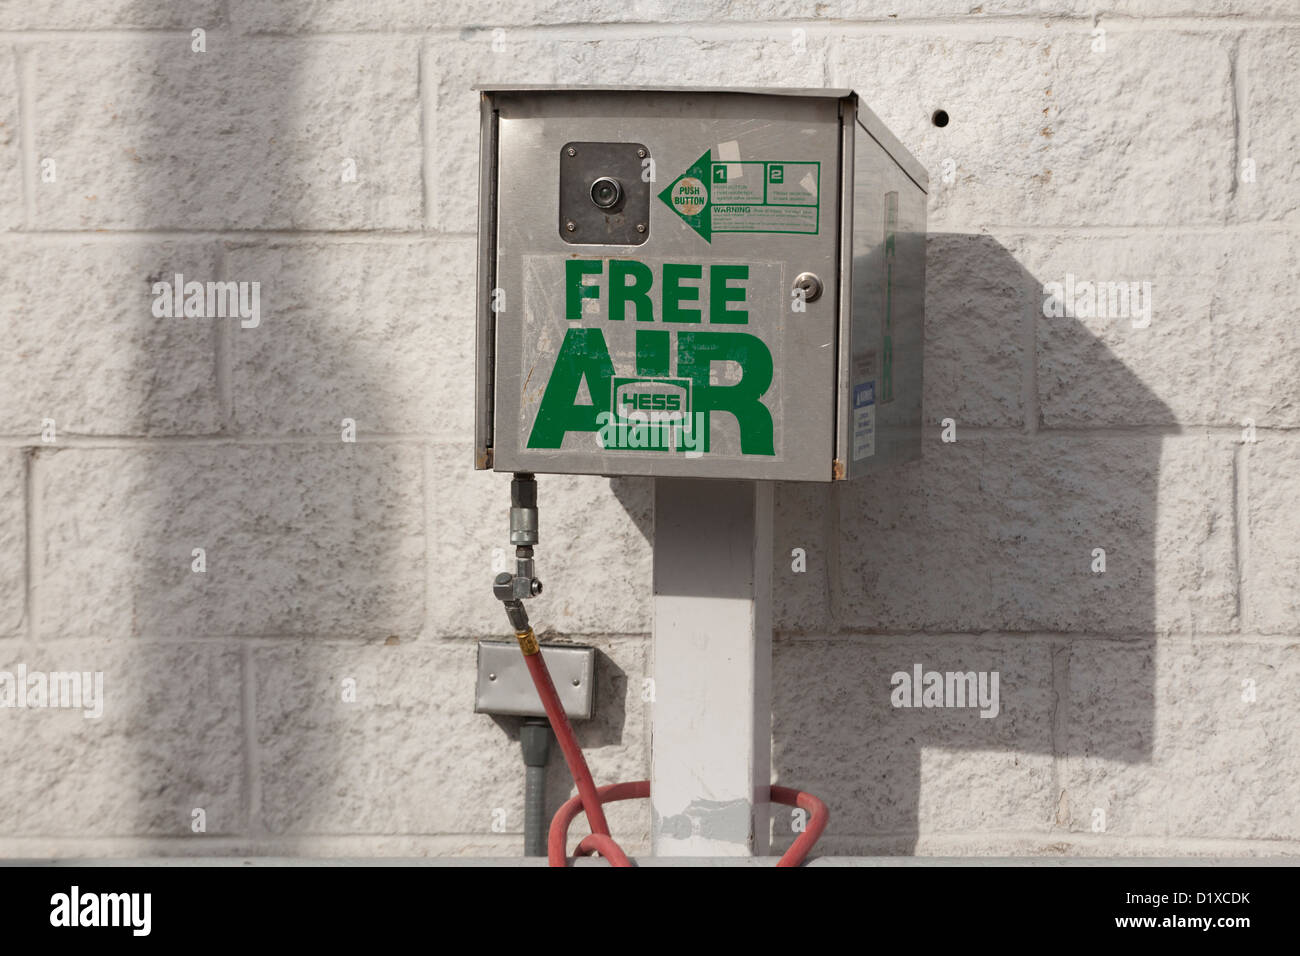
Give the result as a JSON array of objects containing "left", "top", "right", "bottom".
[{"left": 931, "top": 110, "right": 950, "bottom": 128}]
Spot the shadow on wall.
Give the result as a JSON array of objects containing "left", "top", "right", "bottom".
[
  {"left": 769, "top": 233, "right": 1169, "bottom": 855},
  {"left": 19, "top": 35, "right": 435, "bottom": 852},
  {"left": 132, "top": 37, "right": 427, "bottom": 851},
  {"left": 21, "top": 35, "right": 652, "bottom": 855}
]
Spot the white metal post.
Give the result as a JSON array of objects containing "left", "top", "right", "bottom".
[{"left": 651, "top": 478, "right": 773, "bottom": 856}]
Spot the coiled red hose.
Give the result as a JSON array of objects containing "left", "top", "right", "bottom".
[{"left": 519, "top": 634, "right": 828, "bottom": 867}]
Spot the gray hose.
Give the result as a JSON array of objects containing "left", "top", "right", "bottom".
[
  {"left": 520, "top": 718, "right": 551, "bottom": 857},
  {"left": 524, "top": 764, "right": 547, "bottom": 857}
]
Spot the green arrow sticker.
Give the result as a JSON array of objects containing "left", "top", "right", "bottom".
[
  {"left": 659, "top": 151, "right": 821, "bottom": 243},
  {"left": 658, "top": 149, "right": 713, "bottom": 242}
]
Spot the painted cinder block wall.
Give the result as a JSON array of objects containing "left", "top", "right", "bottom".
[{"left": 0, "top": 1, "right": 1296, "bottom": 857}]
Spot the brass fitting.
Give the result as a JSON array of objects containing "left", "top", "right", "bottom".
[{"left": 515, "top": 627, "right": 540, "bottom": 656}]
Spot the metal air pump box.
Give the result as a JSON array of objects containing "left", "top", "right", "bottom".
[{"left": 474, "top": 87, "right": 926, "bottom": 481}]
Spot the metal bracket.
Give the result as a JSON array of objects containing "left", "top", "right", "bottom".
[
  {"left": 474, "top": 640, "right": 596, "bottom": 720},
  {"left": 559, "top": 141, "right": 651, "bottom": 246}
]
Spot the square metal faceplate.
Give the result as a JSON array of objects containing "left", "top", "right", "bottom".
[
  {"left": 558, "top": 141, "right": 651, "bottom": 246},
  {"left": 474, "top": 640, "right": 596, "bottom": 719}
]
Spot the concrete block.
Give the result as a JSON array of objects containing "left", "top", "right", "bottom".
[
  {"left": 31, "top": 38, "right": 421, "bottom": 230},
  {"left": 1061, "top": 640, "right": 1300, "bottom": 840},
  {"left": 38, "top": 444, "right": 425, "bottom": 640},
  {"left": 226, "top": 238, "right": 476, "bottom": 440},
  {"left": 772, "top": 636, "right": 1055, "bottom": 837},
  {"left": 0, "top": 641, "right": 243, "bottom": 837},
  {"left": 0, "top": 239, "right": 222, "bottom": 436},
  {"left": 830, "top": 31, "right": 1233, "bottom": 228}
]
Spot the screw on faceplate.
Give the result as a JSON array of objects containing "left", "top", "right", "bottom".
[
  {"left": 635, "top": 223, "right": 646, "bottom": 233},
  {"left": 488, "top": 673, "right": 497, "bottom": 681},
  {"left": 637, "top": 148, "right": 647, "bottom": 159},
  {"left": 565, "top": 221, "right": 577, "bottom": 232},
  {"left": 572, "top": 678, "right": 581, "bottom": 687},
  {"left": 566, "top": 147, "right": 577, "bottom": 157}
]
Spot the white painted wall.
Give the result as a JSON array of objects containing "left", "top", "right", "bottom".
[{"left": 0, "top": 1, "right": 1296, "bottom": 858}]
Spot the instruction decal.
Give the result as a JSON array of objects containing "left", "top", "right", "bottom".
[
  {"left": 660, "top": 150, "right": 819, "bottom": 242},
  {"left": 852, "top": 382, "right": 876, "bottom": 461}
]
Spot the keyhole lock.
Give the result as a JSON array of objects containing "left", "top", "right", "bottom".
[{"left": 793, "top": 272, "right": 823, "bottom": 303}]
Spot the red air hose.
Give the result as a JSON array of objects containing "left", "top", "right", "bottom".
[
  {"left": 521, "top": 647, "right": 611, "bottom": 838},
  {"left": 515, "top": 630, "right": 829, "bottom": 867}
]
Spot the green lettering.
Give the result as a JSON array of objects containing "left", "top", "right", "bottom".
[
  {"left": 635, "top": 329, "right": 670, "bottom": 377},
  {"left": 709, "top": 264, "right": 748, "bottom": 324},
  {"left": 527, "top": 328, "right": 614, "bottom": 448},
  {"left": 565, "top": 259, "right": 603, "bottom": 320},
  {"left": 662, "top": 263, "right": 702, "bottom": 323},
  {"left": 676, "top": 331, "right": 774, "bottom": 455},
  {"left": 609, "top": 260, "right": 654, "bottom": 322}
]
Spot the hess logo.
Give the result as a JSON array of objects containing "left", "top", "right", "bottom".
[{"left": 612, "top": 377, "right": 690, "bottom": 422}]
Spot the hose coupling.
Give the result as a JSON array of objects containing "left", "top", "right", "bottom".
[
  {"left": 514, "top": 626, "right": 540, "bottom": 656},
  {"left": 510, "top": 473, "right": 539, "bottom": 548}
]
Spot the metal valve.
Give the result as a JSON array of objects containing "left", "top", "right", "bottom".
[{"left": 494, "top": 473, "right": 544, "bottom": 630}]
